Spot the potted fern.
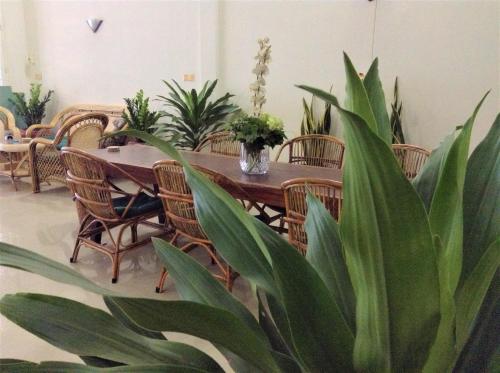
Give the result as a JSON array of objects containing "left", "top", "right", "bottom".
[
  {"left": 122, "top": 89, "right": 162, "bottom": 143},
  {"left": 9, "top": 83, "right": 53, "bottom": 129}
]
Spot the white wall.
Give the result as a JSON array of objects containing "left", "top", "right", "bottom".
[
  {"left": 219, "top": 0, "right": 499, "bottom": 149},
  {"left": 25, "top": 0, "right": 202, "bottom": 116},
  {"left": 2, "top": 0, "right": 498, "bottom": 149}
]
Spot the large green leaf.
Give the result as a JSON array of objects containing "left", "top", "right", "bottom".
[
  {"left": 455, "top": 238, "right": 500, "bottom": 349},
  {"left": 461, "top": 114, "right": 500, "bottom": 282},
  {"left": 0, "top": 294, "right": 221, "bottom": 371},
  {"left": 0, "top": 242, "right": 110, "bottom": 295},
  {"left": 152, "top": 238, "right": 264, "bottom": 339},
  {"left": 304, "top": 193, "right": 355, "bottom": 331},
  {"left": 254, "top": 220, "right": 354, "bottom": 372},
  {"left": 363, "top": 58, "right": 392, "bottom": 144},
  {"left": 115, "top": 131, "right": 278, "bottom": 297},
  {"left": 428, "top": 93, "right": 488, "bottom": 295},
  {"left": 298, "top": 85, "right": 440, "bottom": 372},
  {"left": 0, "top": 360, "right": 207, "bottom": 372},
  {"left": 104, "top": 297, "right": 280, "bottom": 373},
  {"left": 103, "top": 297, "right": 166, "bottom": 340},
  {"left": 343, "top": 53, "right": 379, "bottom": 139},
  {"left": 413, "top": 130, "right": 457, "bottom": 211}
]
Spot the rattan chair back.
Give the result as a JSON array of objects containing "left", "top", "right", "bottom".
[
  {"left": 392, "top": 144, "right": 430, "bottom": 179},
  {"left": 282, "top": 178, "right": 342, "bottom": 254},
  {"left": 0, "top": 106, "right": 21, "bottom": 140},
  {"left": 153, "top": 160, "right": 206, "bottom": 240},
  {"left": 275, "top": 134, "right": 345, "bottom": 169},
  {"left": 194, "top": 131, "right": 240, "bottom": 157},
  {"left": 61, "top": 147, "right": 155, "bottom": 222}
]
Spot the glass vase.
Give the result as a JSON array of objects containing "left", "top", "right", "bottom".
[{"left": 240, "top": 144, "right": 269, "bottom": 175}]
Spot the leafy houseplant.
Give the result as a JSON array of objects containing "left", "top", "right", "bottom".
[
  {"left": 0, "top": 54, "right": 498, "bottom": 373},
  {"left": 122, "top": 90, "right": 162, "bottom": 135},
  {"left": 155, "top": 80, "right": 239, "bottom": 150},
  {"left": 229, "top": 113, "right": 286, "bottom": 174},
  {"left": 300, "top": 93, "right": 332, "bottom": 135},
  {"left": 390, "top": 77, "right": 405, "bottom": 144},
  {"left": 9, "top": 83, "right": 53, "bottom": 128}
]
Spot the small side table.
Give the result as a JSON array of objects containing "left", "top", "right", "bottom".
[{"left": 0, "top": 140, "right": 31, "bottom": 191}]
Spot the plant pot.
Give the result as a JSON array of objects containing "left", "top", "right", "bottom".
[{"left": 240, "top": 143, "right": 269, "bottom": 175}]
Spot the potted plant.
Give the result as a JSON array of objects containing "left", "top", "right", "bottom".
[
  {"left": 122, "top": 89, "right": 162, "bottom": 143},
  {"left": 229, "top": 113, "right": 286, "bottom": 174},
  {"left": 155, "top": 80, "right": 239, "bottom": 150},
  {"left": 9, "top": 83, "right": 53, "bottom": 129}
]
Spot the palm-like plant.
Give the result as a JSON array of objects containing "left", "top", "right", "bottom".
[
  {"left": 155, "top": 80, "right": 240, "bottom": 150},
  {"left": 390, "top": 77, "right": 405, "bottom": 144},
  {"left": 9, "top": 83, "right": 54, "bottom": 127},
  {"left": 122, "top": 90, "right": 162, "bottom": 134},
  {"left": 0, "top": 55, "right": 498, "bottom": 372}
]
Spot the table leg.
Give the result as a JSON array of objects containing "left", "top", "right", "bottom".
[{"left": 9, "top": 152, "right": 18, "bottom": 191}]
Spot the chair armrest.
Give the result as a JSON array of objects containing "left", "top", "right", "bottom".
[{"left": 26, "top": 124, "right": 52, "bottom": 138}]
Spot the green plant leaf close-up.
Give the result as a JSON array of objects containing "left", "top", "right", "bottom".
[{"left": 0, "top": 294, "right": 222, "bottom": 371}]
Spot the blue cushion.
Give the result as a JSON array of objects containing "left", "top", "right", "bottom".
[
  {"left": 55, "top": 137, "right": 68, "bottom": 150},
  {"left": 112, "top": 192, "right": 162, "bottom": 218}
]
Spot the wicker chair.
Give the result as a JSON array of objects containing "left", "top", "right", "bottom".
[
  {"left": 194, "top": 131, "right": 240, "bottom": 157},
  {"left": 261, "top": 135, "right": 345, "bottom": 232},
  {"left": 29, "top": 113, "right": 108, "bottom": 193},
  {"left": 25, "top": 104, "right": 125, "bottom": 139},
  {"left": 275, "top": 134, "right": 345, "bottom": 168},
  {"left": 392, "top": 144, "right": 430, "bottom": 180},
  {"left": 154, "top": 160, "right": 238, "bottom": 293},
  {"left": 282, "top": 178, "right": 343, "bottom": 254},
  {"left": 0, "top": 106, "right": 21, "bottom": 140},
  {"left": 61, "top": 148, "right": 164, "bottom": 283}
]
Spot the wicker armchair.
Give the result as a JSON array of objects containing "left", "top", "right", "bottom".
[
  {"left": 154, "top": 160, "right": 238, "bottom": 293},
  {"left": 25, "top": 104, "right": 125, "bottom": 139},
  {"left": 392, "top": 144, "right": 430, "bottom": 180},
  {"left": 61, "top": 148, "right": 164, "bottom": 283},
  {"left": 282, "top": 178, "right": 343, "bottom": 254},
  {"left": 29, "top": 113, "right": 108, "bottom": 193},
  {"left": 0, "top": 106, "right": 21, "bottom": 140},
  {"left": 275, "top": 134, "right": 345, "bottom": 168},
  {"left": 194, "top": 131, "right": 240, "bottom": 157}
]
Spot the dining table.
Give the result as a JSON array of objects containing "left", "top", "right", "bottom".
[{"left": 87, "top": 144, "right": 343, "bottom": 208}]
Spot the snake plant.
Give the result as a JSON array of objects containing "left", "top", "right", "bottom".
[
  {"left": 390, "top": 77, "right": 405, "bottom": 144},
  {"left": 300, "top": 92, "right": 332, "bottom": 136},
  {"left": 154, "top": 80, "right": 240, "bottom": 150},
  {"left": 0, "top": 54, "right": 498, "bottom": 372}
]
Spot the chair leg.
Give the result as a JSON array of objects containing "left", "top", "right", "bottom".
[
  {"left": 70, "top": 241, "right": 82, "bottom": 263},
  {"left": 111, "top": 224, "right": 128, "bottom": 283},
  {"left": 226, "top": 265, "right": 234, "bottom": 293},
  {"left": 155, "top": 268, "right": 168, "bottom": 293},
  {"left": 131, "top": 223, "right": 138, "bottom": 243},
  {"left": 278, "top": 216, "right": 285, "bottom": 234},
  {"left": 210, "top": 247, "right": 216, "bottom": 265}
]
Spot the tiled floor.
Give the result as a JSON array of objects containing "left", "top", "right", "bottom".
[{"left": 0, "top": 178, "right": 255, "bottom": 371}]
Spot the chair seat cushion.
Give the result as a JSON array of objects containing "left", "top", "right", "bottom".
[{"left": 113, "top": 192, "right": 162, "bottom": 219}]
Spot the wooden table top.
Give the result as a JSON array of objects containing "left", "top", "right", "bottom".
[{"left": 88, "top": 144, "right": 343, "bottom": 207}]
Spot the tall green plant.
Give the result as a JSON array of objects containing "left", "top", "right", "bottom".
[
  {"left": 122, "top": 90, "right": 162, "bottom": 134},
  {"left": 300, "top": 93, "right": 332, "bottom": 135},
  {"left": 155, "top": 80, "right": 240, "bottom": 150},
  {"left": 9, "top": 83, "right": 54, "bottom": 127},
  {"left": 390, "top": 77, "right": 405, "bottom": 144},
  {"left": 0, "top": 55, "right": 498, "bottom": 372}
]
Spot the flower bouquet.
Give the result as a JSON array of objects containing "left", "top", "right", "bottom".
[{"left": 229, "top": 113, "right": 286, "bottom": 174}]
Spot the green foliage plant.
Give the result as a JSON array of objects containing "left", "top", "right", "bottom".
[
  {"left": 0, "top": 54, "right": 498, "bottom": 372},
  {"left": 229, "top": 113, "right": 286, "bottom": 154},
  {"left": 300, "top": 93, "right": 332, "bottom": 136},
  {"left": 122, "top": 90, "right": 162, "bottom": 134},
  {"left": 9, "top": 83, "right": 54, "bottom": 127},
  {"left": 390, "top": 77, "right": 405, "bottom": 144},
  {"left": 155, "top": 79, "right": 240, "bottom": 150}
]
